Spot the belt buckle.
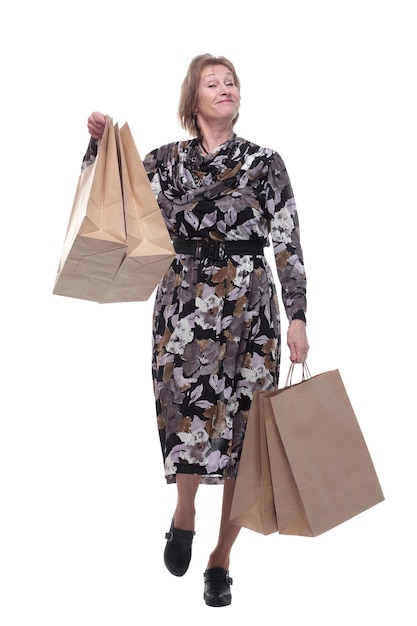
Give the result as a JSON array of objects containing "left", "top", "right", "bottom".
[
  {"left": 195, "top": 241, "right": 204, "bottom": 259},
  {"left": 206, "top": 240, "right": 225, "bottom": 262}
]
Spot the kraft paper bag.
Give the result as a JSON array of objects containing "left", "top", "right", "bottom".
[
  {"left": 270, "top": 367, "right": 384, "bottom": 536},
  {"left": 230, "top": 366, "right": 384, "bottom": 537},
  {"left": 263, "top": 390, "right": 314, "bottom": 535},
  {"left": 98, "top": 122, "right": 175, "bottom": 303},
  {"left": 229, "top": 390, "right": 279, "bottom": 535},
  {"left": 53, "top": 118, "right": 127, "bottom": 302}
]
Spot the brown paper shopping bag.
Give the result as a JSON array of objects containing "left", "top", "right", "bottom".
[
  {"left": 262, "top": 390, "right": 313, "bottom": 535},
  {"left": 229, "top": 390, "right": 279, "bottom": 535},
  {"left": 98, "top": 122, "right": 175, "bottom": 303},
  {"left": 268, "top": 366, "right": 385, "bottom": 536},
  {"left": 231, "top": 366, "right": 384, "bottom": 537},
  {"left": 53, "top": 118, "right": 127, "bottom": 302}
]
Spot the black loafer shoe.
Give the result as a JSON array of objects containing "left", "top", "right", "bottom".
[
  {"left": 203, "top": 567, "right": 233, "bottom": 607},
  {"left": 164, "top": 518, "right": 195, "bottom": 577}
]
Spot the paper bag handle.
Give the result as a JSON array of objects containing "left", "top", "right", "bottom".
[{"left": 285, "top": 361, "right": 311, "bottom": 387}]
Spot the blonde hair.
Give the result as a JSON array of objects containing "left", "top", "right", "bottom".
[{"left": 178, "top": 54, "right": 241, "bottom": 139}]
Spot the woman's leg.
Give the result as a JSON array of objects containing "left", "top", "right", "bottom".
[
  {"left": 206, "top": 478, "right": 241, "bottom": 570},
  {"left": 164, "top": 473, "right": 201, "bottom": 577},
  {"left": 174, "top": 473, "right": 201, "bottom": 530}
]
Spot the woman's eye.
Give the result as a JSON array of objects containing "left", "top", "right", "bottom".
[{"left": 206, "top": 81, "right": 234, "bottom": 88}]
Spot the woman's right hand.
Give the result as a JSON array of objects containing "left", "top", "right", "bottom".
[{"left": 87, "top": 111, "right": 107, "bottom": 139}]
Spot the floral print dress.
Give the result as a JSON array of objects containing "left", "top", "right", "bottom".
[{"left": 142, "top": 136, "right": 307, "bottom": 484}]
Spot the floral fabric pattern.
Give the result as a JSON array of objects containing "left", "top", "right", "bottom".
[{"left": 142, "top": 136, "right": 307, "bottom": 484}]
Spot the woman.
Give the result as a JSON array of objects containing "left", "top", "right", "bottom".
[{"left": 86, "top": 53, "right": 309, "bottom": 607}]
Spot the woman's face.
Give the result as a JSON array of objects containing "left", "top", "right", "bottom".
[{"left": 195, "top": 64, "right": 240, "bottom": 128}]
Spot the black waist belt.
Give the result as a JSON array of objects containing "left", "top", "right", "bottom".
[{"left": 173, "top": 239, "right": 264, "bottom": 261}]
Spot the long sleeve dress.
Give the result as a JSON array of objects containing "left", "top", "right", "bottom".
[{"left": 141, "top": 135, "right": 307, "bottom": 484}]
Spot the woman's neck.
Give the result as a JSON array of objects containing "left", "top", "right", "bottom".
[{"left": 198, "top": 123, "right": 234, "bottom": 154}]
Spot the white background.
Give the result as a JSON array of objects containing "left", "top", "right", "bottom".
[{"left": 1, "top": 1, "right": 416, "bottom": 623}]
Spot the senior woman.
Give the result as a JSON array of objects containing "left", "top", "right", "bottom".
[{"left": 86, "top": 53, "right": 309, "bottom": 607}]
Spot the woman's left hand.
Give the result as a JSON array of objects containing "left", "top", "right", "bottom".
[{"left": 287, "top": 319, "right": 310, "bottom": 363}]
